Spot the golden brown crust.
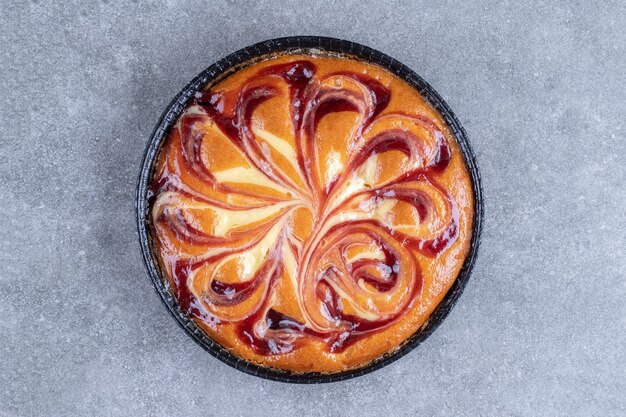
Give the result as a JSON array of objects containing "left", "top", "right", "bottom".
[{"left": 150, "top": 53, "right": 474, "bottom": 373}]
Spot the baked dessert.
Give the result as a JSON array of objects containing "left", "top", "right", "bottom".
[{"left": 148, "top": 52, "right": 474, "bottom": 373}]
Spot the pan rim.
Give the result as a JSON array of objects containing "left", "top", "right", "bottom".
[{"left": 136, "top": 36, "right": 484, "bottom": 384}]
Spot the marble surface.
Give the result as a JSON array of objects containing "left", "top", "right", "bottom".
[{"left": 1, "top": 1, "right": 625, "bottom": 416}]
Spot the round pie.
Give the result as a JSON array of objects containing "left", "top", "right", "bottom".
[{"left": 148, "top": 51, "right": 474, "bottom": 373}]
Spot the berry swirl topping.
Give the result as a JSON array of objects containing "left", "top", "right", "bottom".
[{"left": 150, "top": 54, "right": 473, "bottom": 372}]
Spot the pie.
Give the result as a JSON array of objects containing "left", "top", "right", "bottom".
[{"left": 149, "top": 52, "right": 474, "bottom": 373}]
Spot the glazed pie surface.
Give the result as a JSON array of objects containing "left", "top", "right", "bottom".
[{"left": 149, "top": 53, "right": 474, "bottom": 373}]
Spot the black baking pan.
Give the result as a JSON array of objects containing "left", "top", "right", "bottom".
[{"left": 136, "top": 36, "right": 484, "bottom": 383}]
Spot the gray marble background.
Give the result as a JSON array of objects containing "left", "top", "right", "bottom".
[{"left": 1, "top": 1, "right": 625, "bottom": 416}]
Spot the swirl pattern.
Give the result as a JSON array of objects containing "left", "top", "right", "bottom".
[{"left": 150, "top": 54, "right": 472, "bottom": 371}]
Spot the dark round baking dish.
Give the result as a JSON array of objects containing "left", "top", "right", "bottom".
[{"left": 136, "top": 36, "right": 483, "bottom": 383}]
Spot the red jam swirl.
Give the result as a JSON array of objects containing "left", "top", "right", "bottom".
[{"left": 150, "top": 58, "right": 460, "bottom": 357}]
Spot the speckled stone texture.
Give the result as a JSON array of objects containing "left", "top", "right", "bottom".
[{"left": 1, "top": 1, "right": 625, "bottom": 416}]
